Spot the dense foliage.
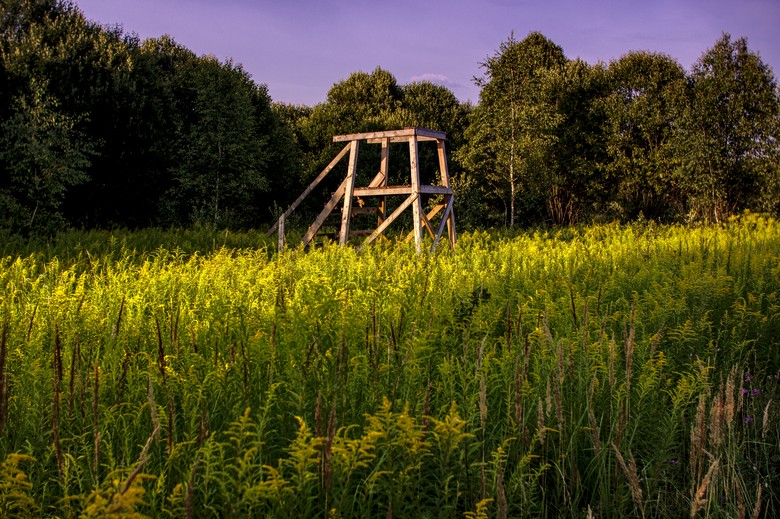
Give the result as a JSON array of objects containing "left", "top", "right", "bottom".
[
  {"left": 2, "top": 1, "right": 779, "bottom": 235},
  {"left": 0, "top": 215, "right": 778, "bottom": 517}
]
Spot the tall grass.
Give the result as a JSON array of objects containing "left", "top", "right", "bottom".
[{"left": 0, "top": 214, "right": 778, "bottom": 517}]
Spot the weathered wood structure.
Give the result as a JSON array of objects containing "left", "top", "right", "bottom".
[{"left": 268, "top": 127, "right": 456, "bottom": 253}]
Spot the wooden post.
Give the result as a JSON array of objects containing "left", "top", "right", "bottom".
[
  {"left": 277, "top": 213, "right": 285, "bottom": 251},
  {"left": 379, "top": 137, "right": 389, "bottom": 226},
  {"left": 409, "top": 135, "right": 423, "bottom": 254},
  {"left": 339, "top": 140, "right": 359, "bottom": 245},
  {"left": 437, "top": 139, "right": 456, "bottom": 248}
]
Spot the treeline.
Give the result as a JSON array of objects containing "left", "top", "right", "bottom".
[{"left": 1, "top": 0, "right": 778, "bottom": 234}]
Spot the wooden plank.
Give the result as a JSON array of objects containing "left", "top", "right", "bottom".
[
  {"left": 361, "top": 193, "right": 418, "bottom": 248},
  {"left": 437, "top": 140, "right": 456, "bottom": 246},
  {"left": 351, "top": 185, "right": 452, "bottom": 197},
  {"left": 420, "top": 185, "right": 453, "bottom": 195},
  {"left": 339, "top": 140, "right": 359, "bottom": 245},
  {"left": 420, "top": 210, "right": 435, "bottom": 238},
  {"left": 333, "top": 127, "right": 446, "bottom": 143},
  {"left": 350, "top": 206, "right": 381, "bottom": 215},
  {"left": 354, "top": 186, "right": 414, "bottom": 197},
  {"left": 277, "top": 213, "right": 285, "bottom": 251},
  {"left": 366, "top": 135, "right": 439, "bottom": 144},
  {"left": 404, "top": 204, "right": 445, "bottom": 241},
  {"left": 431, "top": 197, "right": 454, "bottom": 252},
  {"left": 379, "top": 138, "right": 389, "bottom": 226},
  {"left": 266, "top": 142, "right": 351, "bottom": 236},
  {"left": 447, "top": 197, "right": 457, "bottom": 247},
  {"left": 414, "top": 128, "right": 447, "bottom": 141},
  {"left": 409, "top": 136, "right": 423, "bottom": 254},
  {"left": 367, "top": 170, "right": 386, "bottom": 188},
  {"left": 334, "top": 128, "right": 417, "bottom": 142},
  {"left": 302, "top": 178, "right": 346, "bottom": 246}
]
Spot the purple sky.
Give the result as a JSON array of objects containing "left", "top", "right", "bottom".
[{"left": 74, "top": 0, "right": 780, "bottom": 107}]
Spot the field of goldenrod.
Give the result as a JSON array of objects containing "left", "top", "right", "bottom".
[{"left": 1, "top": 215, "right": 778, "bottom": 517}]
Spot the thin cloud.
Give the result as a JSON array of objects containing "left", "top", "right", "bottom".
[{"left": 409, "top": 73, "right": 463, "bottom": 89}]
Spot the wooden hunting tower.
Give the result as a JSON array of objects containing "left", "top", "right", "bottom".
[{"left": 269, "top": 127, "right": 456, "bottom": 253}]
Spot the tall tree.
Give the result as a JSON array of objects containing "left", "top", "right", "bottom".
[
  {"left": 164, "top": 56, "right": 273, "bottom": 228},
  {"left": 683, "top": 33, "right": 780, "bottom": 221},
  {"left": 459, "top": 32, "right": 566, "bottom": 227},
  {"left": 0, "top": 76, "right": 91, "bottom": 232},
  {"left": 0, "top": 0, "right": 95, "bottom": 233},
  {"left": 600, "top": 51, "right": 689, "bottom": 220},
  {"left": 542, "top": 59, "right": 609, "bottom": 224},
  {"left": 399, "top": 81, "right": 470, "bottom": 186}
]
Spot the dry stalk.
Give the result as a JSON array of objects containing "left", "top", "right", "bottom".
[
  {"left": 581, "top": 298, "right": 588, "bottom": 353},
  {"left": 709, "top": 389, "right": 725, "bottom": 451},
  {"left": 762, "top": 400, "right": 772, "bottom": 439},
  {"left": 569, "top": 286, "right": 578, "bottom": 330},
  {"left": 496, "top": 459, "right": 507, "bottom": 519},
  {"left": 323, "top": 403, "right": 337, "bottom": 491},
  {"left": 155, "top": 317, "right": 166, "bottom": 386},
  {"left": 93, "top": 360, "right": 100, "bottom": 477},
  {"left": 505, "top": 301, "right": 512, "bottom": 350},
  {"left": 725, "top": 368, "right": 736, "bottom": 430},
  {"left": 588, "top": 378, "right": 601, "bottom": 455},
  {"left": 751, "top": 484, "right": 763, "bottom": 519},
  {"left": 68, "top": 338, "right": 79, "bottom": 418},
  {"left": 690, "top": 458, "right": 719, "bottom": 518},
  {"left": 624, "top": 301, "right": 636, "bottom": 421},
  {"left": 611, "top": 442, "right": 644, "bottom": 519},
  {"left": 537, "top": 398, "right": 546, "bottom": 445},
  {"left": 690, "top": 394, "right": 708, "bottom": 485},
  {"left": 516, "top": 305, "right": 523, "bottom": 345},
  {"left": 147, "top": 376, "right": 160, "bottom": 438},
  {"left": 314, "top": 392, "right": 323, "bottom": 438},
  {"left": 608, "top": 337, "right": 616, "bottom": 390},
  {"left": 479, "top": 372, "right": 487, "bottom": 431},
  {"left": 119, "top": 416, "right": 161, "bottom": 496},
  {"left": 514, "top": 358, "right": 523, "bottom": 433},
  {"left": 0, "top": 320, "right": 7, "bottom": 433},
  {"left": 554, "top": 340, "right": 564, "bottom": 428},
  {"left": 184, "top": 455, "right": 201, "bottom": 519},
  {"left": 52, "top": 323, "right": 63, "bottom": 479},
  {"left": 167, "top": 392, "right": 175, "bottom": 455},
  {"left": 422, "top": 385, "right": 431, "bottom": 434}
]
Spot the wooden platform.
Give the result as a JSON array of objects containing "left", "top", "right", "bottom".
[{"left": 268, "top": 127, "right": 456, "bottom": 253}]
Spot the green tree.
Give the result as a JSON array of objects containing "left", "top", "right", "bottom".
[
  {"left": 161, "top": 55, "right": 284, "bottom": 228},
  {"left": 0, "top": 0, "right": 96, "bottom": 233},
  {"left": 399, "top": 81, "right": 471, "bottom": 189},
  {"left": 0, "top": 77, "right": 91, "bottom": 232},
  {"left": 459, "top": 32, "right": 567, "bottom": 227},
  {"left": 541, "top": 59, "right": 609, "bottom": 224},
  {"left": 683, "top": 33, "right": 780, "bottom": 221},
  {"left": 600, "top": 51, "right": 689, "bottom": 220}
]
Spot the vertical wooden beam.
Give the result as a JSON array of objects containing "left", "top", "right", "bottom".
[
  {"left": 437, "top": 139, "right": 456, "bottom": 248},
  {"left": 339, "top": 140, "right": 359, "bottom": 245},
  {"left": 409, "top": 136, "right": 423, "bottom": 253},
  {"left": 277, "top": 214, "right": 285, "bottom": 251},
  {"left": 379, "top": 137, "right": 390, "bottom": 226}
]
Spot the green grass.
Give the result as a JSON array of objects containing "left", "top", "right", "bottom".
[{"left": 1, "top": 214, "right": 778, "bottom": 517}]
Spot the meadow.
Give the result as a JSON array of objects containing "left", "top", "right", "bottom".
[{"left": 0, "top": 215, "right": 778, "bottom": 518}]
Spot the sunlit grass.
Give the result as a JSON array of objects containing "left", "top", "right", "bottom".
[{"left": 0, "top": 214, "right": 778, "bottom": 517}]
